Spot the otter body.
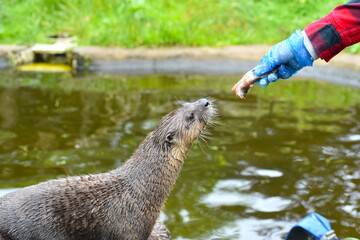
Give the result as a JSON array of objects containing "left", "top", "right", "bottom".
[{"left": 0, "top": 99, "right": 215, "bottom": 240}]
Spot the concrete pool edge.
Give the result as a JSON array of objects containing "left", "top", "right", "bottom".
[{"left": 1, "top": 44, "right": 360, "bottom": 87}]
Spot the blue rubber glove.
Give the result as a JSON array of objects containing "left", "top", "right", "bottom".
[{"left": 253, "top": 30, "right": 314, "bottom": 88}]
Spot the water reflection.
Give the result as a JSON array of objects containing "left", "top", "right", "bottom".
[
  {"left": 240, "top": 167, "right": 283, "bottom": 178},
  {"left": 0, "top": 71, "right": 359, "bottom": 239},
  {"left": 201, "top": 218, "right": 295, "bottom": 240},
  {"left": 0, "top": 188, "right": 18, "bottom": 197},
  {"left": 201, "top": 191, "right": 292, "bottom": 212}
]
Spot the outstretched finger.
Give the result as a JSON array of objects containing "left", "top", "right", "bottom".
[
  {"left": 258, "top": 78, "right": 270, "bottom": 88},
  {"left": 268, "top": 73, "right": 279, "bottom": 82}
]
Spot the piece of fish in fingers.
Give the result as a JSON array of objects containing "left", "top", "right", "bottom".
[{"left": 231, "top": 66, "right": 280, "bottom": 99}]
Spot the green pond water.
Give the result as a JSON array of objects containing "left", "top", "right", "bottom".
[{"left": 0, "top": 71, "right": 359, "bottom": 239}]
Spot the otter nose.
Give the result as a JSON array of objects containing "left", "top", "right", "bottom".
[{"left": 199, "top": 98, "right": 210, "bottom": 107}]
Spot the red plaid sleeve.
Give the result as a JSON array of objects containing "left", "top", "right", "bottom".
[{"left": 304, "top": 1, "right": 360, "bottom": 62}]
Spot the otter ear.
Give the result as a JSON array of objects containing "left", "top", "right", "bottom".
[{"left": 165, "top": 131, "right": 176, "bottom": 145}]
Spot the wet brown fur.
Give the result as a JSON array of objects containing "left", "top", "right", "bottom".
[{"left": 0, "top": 99, "right": 215, "bottom": 240}]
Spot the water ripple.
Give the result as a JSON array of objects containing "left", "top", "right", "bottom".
[{"left": 201, "top": 191, "right": 292, "bottom": 212}]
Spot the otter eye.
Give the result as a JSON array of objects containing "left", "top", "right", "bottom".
[{"left": 187, "top": 113, "right": 195, "bottom": 121}]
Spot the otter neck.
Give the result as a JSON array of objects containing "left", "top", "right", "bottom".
[{"left": 118, "top": 132, "right": 190, "bottom": 208}]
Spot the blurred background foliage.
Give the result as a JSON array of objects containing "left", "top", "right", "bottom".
[{"left": 2, "top": 0, "right": 358, "bottom": 52}]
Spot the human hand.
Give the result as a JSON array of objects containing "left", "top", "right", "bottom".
[{"left": 253, "top": 30, "right": 314, "bottom": 87}]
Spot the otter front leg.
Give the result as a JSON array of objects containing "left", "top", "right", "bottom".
[{"left": 148, "top": 222, "right": 171, "bottom": 240}]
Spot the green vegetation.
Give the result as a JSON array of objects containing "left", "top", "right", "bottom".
[{"left": 1, "top": 0, "right": 354, "bottom": 49}]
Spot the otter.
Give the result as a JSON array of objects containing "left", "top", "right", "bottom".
[{"left": 0, "top": 98, "right": 216, "bottom": 240}]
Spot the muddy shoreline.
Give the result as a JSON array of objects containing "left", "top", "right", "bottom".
[{"left": 1, "top": 44, "right": 360, "bottom": 87}]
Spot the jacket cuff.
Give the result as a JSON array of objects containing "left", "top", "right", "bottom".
[{"left": 302, "top": 31, "right": 319, "bottom": 60}]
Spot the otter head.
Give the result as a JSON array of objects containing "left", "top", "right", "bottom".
[{"left": 153, "top": 98, "right": 216, "bottom": 162}]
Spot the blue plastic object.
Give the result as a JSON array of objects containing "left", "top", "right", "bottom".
[
  {"left": 253, "top": 30, "right": 314, "bottom": 88},
  {"left": 286, "top": 213, "right": 339, "bottom": 240}
]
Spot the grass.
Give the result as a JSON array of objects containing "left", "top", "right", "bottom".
[{"left": 1, "top": 0, "right": 356, "bottom": 50}]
